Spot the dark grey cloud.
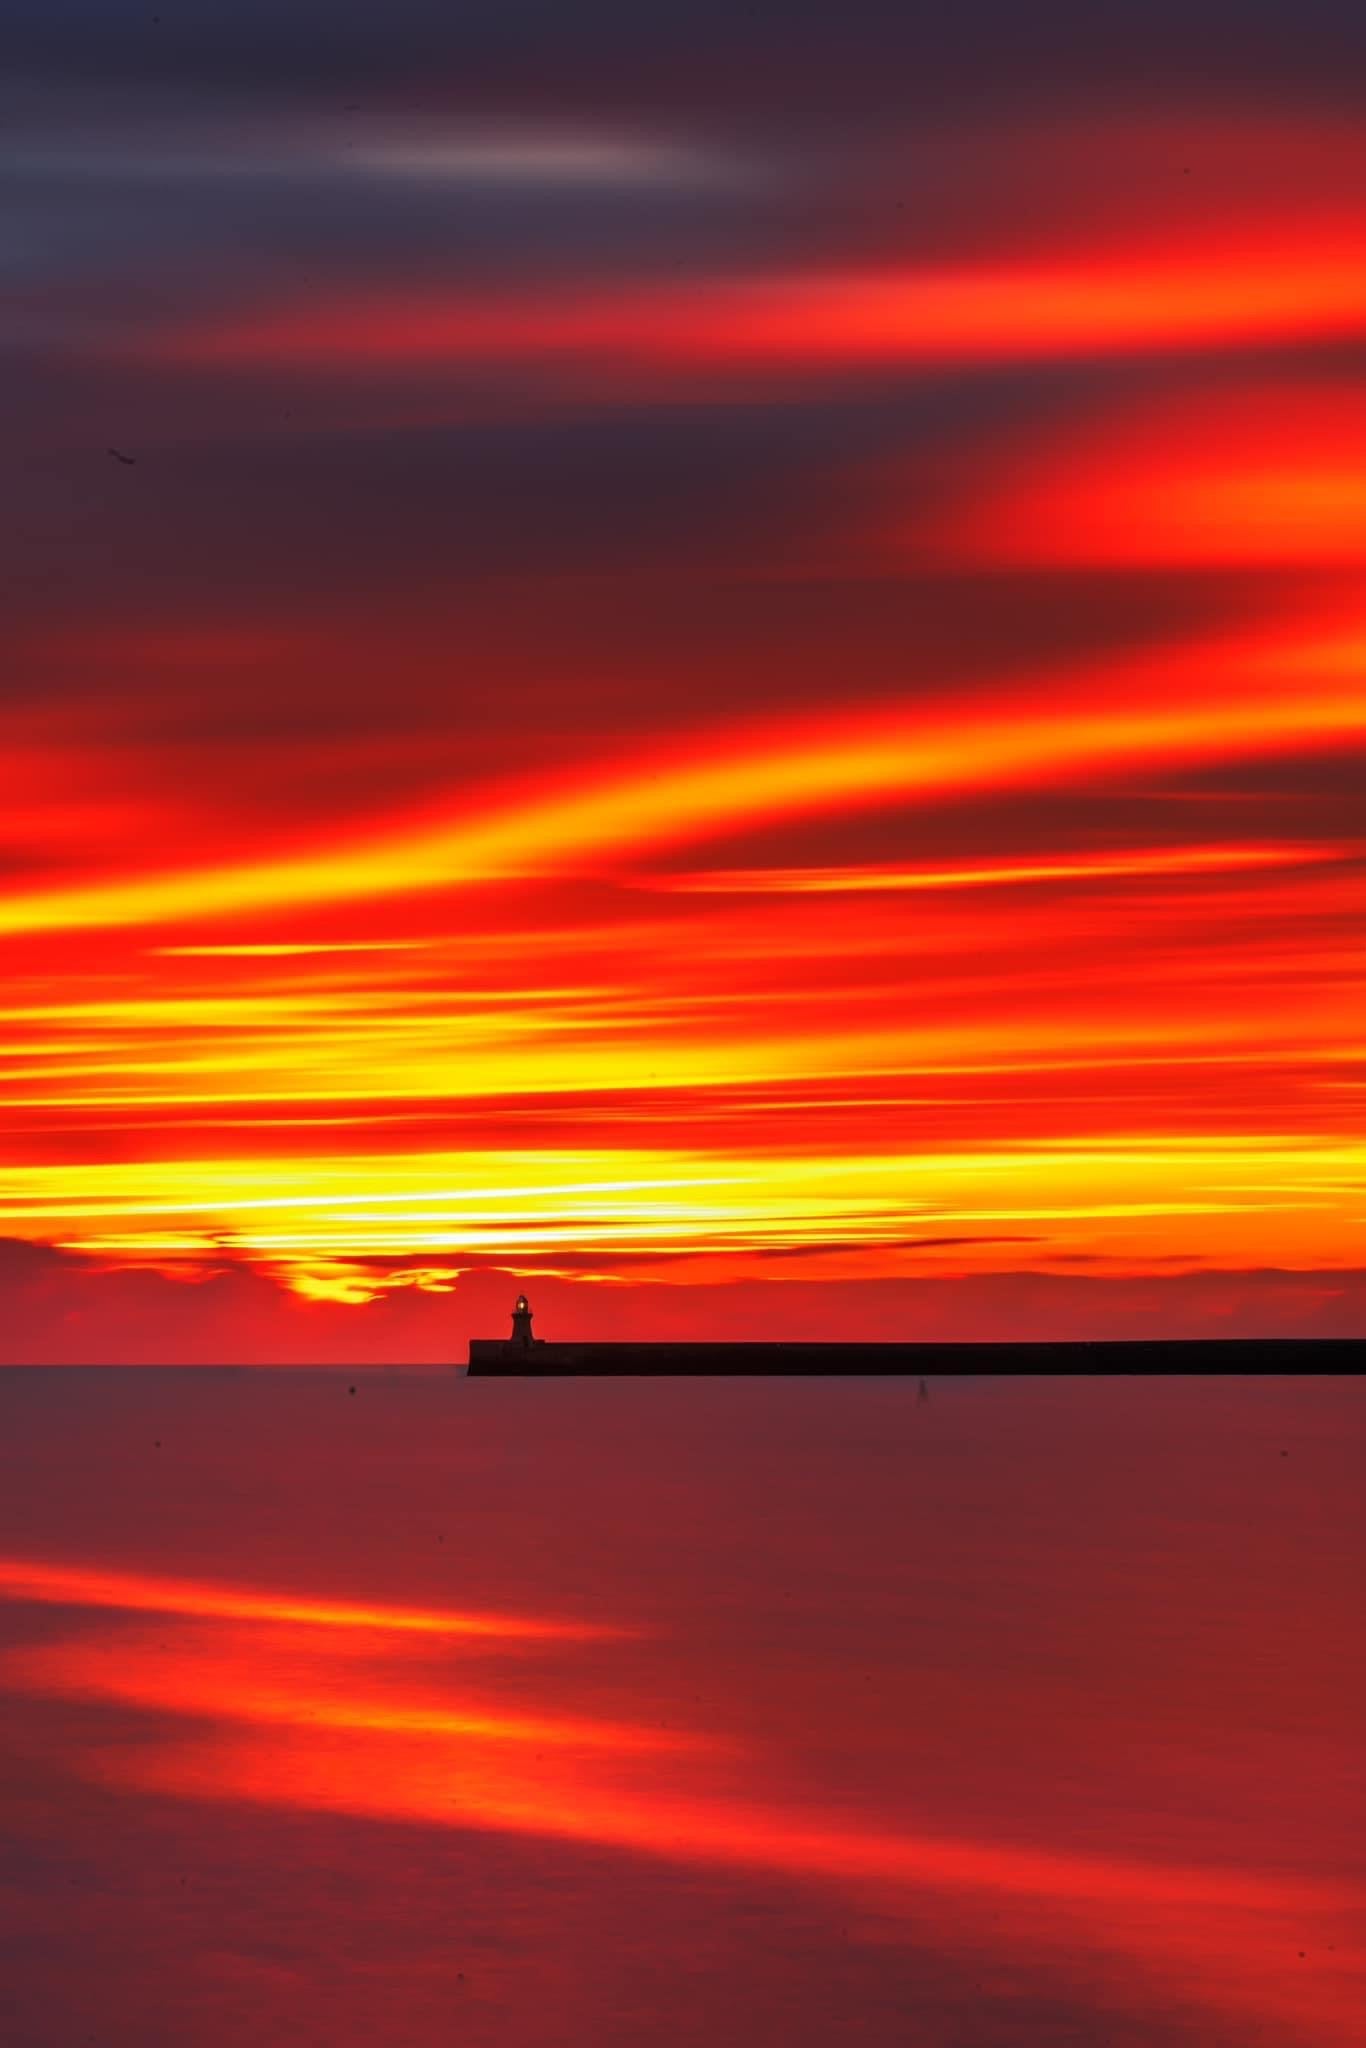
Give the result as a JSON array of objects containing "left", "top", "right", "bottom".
[{"left": 6, "top": 0, "right": 1366, "bottom": 115}]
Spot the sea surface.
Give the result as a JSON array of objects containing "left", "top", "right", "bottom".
[{"left": 0, "top": 1371, "right": 1362, "bottom": 2048}]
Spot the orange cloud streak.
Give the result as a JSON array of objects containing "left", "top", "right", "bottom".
[
  {"left": 643, "top": 843, "right": 1338, "bottom": 894},
  {"left": 0, "top": 616, "right": 1362, "bottom": 941},
  {"left": 937, "top": 381, "right": 1366, "bottom": 567},
  {"left": 145, "top": 232, "right": 1366, "bottom": 376}
]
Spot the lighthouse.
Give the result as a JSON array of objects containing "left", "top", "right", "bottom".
[{"left": 510, "top": 1293, "right": 536, "bottom": 1351}]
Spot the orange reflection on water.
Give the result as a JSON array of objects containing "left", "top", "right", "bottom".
[
  {"left": 111, "top": 1731, "right": 1364, "bottom": 2048},
  {"left": 2, "top": 1632, "right": 707, "bottom": 1754},
  {"left": 96, "top": 1718, "right": 1349, "bottom": 1911},
  {"left": 0, "top": 1556, "right": 621, "bottom": 1641},
  {"left": 3, "top": 1566, "right": 1359, "bottom": 2048}
]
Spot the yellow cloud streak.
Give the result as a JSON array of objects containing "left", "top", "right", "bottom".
[
  {"left": 9, "top": 1140, "right": 1363, "bottom": 1276},
  {"left": 0, "top": 621, "right": 1361, "bottom": 941},
  {"left": 645, "top": 844, "right": 1343, "bottom": 894}
]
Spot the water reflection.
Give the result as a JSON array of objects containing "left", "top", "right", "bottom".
[
  {"left": 0, "top": 1373, "right": 1362, "bottom": 2048},
  {"left": 0, "top": 1555, "right": 624, "bottom": 1639}
]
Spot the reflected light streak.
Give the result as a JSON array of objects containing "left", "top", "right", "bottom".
[
  {"left": 0, "top": 1558, "right": 621, "bottom": 1641},
  {"left": 74, "top": 1730, "right": 1361, "bottom": 2048},
  {"left": 9, "top": 1593, "right": 1360, "bottom": 2048},
  {"left": 6, "top": 1593, "right": 1354, "bottom": 1935},
  {"left": 1, "top": 1639, "right": 709, "bottom": 1755},
  {"left": 108, "top": 1728, "right": 1352, "bottom": 1915}
]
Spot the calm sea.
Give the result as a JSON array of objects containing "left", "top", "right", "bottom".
[{"left": 1, "top": 1371, "right": 1362, "bottom": 2047}]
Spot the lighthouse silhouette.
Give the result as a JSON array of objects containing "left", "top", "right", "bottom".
[{"left": 510, "top": 1293, "right": 536, "bottom": 1351}]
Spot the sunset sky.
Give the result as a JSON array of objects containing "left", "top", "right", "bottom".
[{"left": 5, "top": 1, "right": 1366, "bottom": 1357}]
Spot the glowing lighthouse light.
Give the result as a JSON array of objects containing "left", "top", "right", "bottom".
[{"left": 510, "top": 1294, "right": 536, "bottom": 1350}]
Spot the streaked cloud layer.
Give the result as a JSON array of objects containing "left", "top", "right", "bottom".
[{"left": 3, "top": 9, "right": 1366, "bottom": 1351}]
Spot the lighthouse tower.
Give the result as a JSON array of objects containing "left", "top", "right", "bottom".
[{"left": 510, "top": 1294, "right": 536, "bottom": 1351}]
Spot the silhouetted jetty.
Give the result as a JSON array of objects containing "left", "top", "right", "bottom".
[{"left": 465, "top": 1297, "right": 1366, "bottom": 1375}]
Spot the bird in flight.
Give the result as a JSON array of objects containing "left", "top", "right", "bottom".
[{"left": 107, "top": 447, "right": 137, "bottom": 466}]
